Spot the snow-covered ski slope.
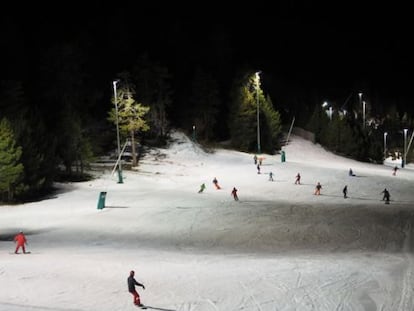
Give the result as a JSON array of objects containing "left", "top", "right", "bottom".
[{"left": 1, "top": 131, "right": 414, "bottom": 311}]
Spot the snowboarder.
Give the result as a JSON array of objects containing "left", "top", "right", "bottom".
[
  {"left": 269, "top": 171, "right": 274, "bottom": 181},
  {"left": 14, "top": 231, "right": 28, "bottom": 254},
  {"left": 231, "top": 187, "right": 239, "bottom": 201},
  {"left": 381, "top": 188, "right": 390, "bottom": 204},
  {"left": 295, "top": 173, "right": 301, "bottom": 185},
  {"left": 127, "top": 270, "right": 145, "bottom": 307},
  {"left": 314, "top": 182, "right": 322, "bottom": 195},
  {"left": 343, "top": 185, "right": 348, "bottom": 198},
  {"left": 257, "top": 164, "right": 261, "bottom": 174},
  {"left": 198, "top": 183, "right": 206, "bottom": 193},
  {"left": 392, "top": 166, "right": 398, "bottom": 176},
  {"left": 212, "top": 177, "right": 221, "bottom": 189}
]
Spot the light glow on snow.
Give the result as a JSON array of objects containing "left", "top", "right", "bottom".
[{"left": 1, "top": 131, "right": 413, "bottom": 311}]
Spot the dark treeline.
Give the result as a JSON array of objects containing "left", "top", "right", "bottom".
[{"left": 0, "top": 4, "right": 413, "bottom": 201}]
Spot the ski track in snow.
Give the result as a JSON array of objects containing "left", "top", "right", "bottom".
[{"left": 1, "top": 132, "right": 414, "bottom": 311}]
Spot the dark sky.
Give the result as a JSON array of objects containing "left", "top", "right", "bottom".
[{"left": 2, "top": 2, "right": 413, "bottom": 107}]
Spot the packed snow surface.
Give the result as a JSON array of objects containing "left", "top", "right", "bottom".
[{"left": 1, "top": 131, "right": 414, "bottom": 311}]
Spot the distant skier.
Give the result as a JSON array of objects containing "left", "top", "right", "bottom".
[
  {"left": 259, "top": 157, "right": 263, "bottom": 165},
  {"left": 381, "top": 188, "right": 390, "bottom": 204},
  {"left": 349, "top": 168, "right": 355, "bottom": 176},
  {"left": 295, "top": 173, "right": 301, "bottom": 185},
  {"left": 343, "top": 185, "right": 348, "bottom": 198},
  {"left": 269, "top": 171, "right": 274, "bottom": 181},
  {"left": 392, "top": 166, "right": 398, "bottom": 176},
  {"left": 198, "top": 183, "right": 206, "bottom": 193},
  {"left": 253, "top": 154, "right": 258, "bottom": 165},
  {"left": 257, "top": 164, "right": 261, "bottom": 174},
  {"left": 127, "top": 270, "right": 145, "bottom": 307},
  {"left": 314, "top": 182, "right": 322, "bottom": 195},
  {"left": 231, "top": 187, "right": 239, "bottom": 201},
  {"left": 212, "top": 177, "right": 221, "bottom": 189},
  {"left": 14, "top": 231, "right": 28, "bottom": 254}
]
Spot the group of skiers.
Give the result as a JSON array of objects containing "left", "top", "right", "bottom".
[
  {"left": 198, "top": 177, "right": 238, "bottom": 201},
  {"left": 12, "top": 156, "right": 401, "bottom": 309},
  {"left": 198, "top": 157, "right": 393, "bottom": 204},
  {"left": 126, "top": 165, "right": 393, "bottom": 307},
  {"left": 253, "top": 155, "right": 393, "bottom": 203}
]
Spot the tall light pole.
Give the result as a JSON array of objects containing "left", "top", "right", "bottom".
[
  {"left": 255, "top": 71, "right": 261, "bottom": 154},
  {"left": 113, "top": 80, "right": 123, "bottom": 184},
  {"left": 384, "top": 132, "right": 387, "bottom": 160},
  {"left": 362, "top": 101, "right": 366, "bottom": 128},
  {"left": 192, "top": 125, "right": 196, "bottom": 142},
  {"left": 358, "top": 92, "right": 364, "bottom": 128},
  {"left": 404, "top": 128, "right": 408, "bottom": 168}
]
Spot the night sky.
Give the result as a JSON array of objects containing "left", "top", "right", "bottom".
[{"left": 2, "top": 2, "right": 413, "bottom": 113}]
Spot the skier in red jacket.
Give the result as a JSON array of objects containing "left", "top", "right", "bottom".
[{"left": 14, "top": 231, "right": 28, "bottom": 254}]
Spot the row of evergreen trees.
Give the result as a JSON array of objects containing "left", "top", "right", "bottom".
[
  {"left": 0, "top": 58, "right": 284, "bottom": 202},
  {"left": 0, "top": 44, "right": 412, "bottom": 203},
  {"left": 306, "top": 97, "right": 414, "bottom": 163}
]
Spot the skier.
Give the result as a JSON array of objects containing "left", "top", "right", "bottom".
[
  {"left": 257, "top": 164, "right": 261, "bottom": 174},
  {"left": 14, "top": 231, "right": 28, "bottom": 254},
  {"left": 295, "top": 173, "right": 301, "bottom": 185},
  {"left": 231, "top": 187, "right": 239, "bottom": 201},
  {"left": 314, "top": 182, "right": 322, "bottom": 195},
  {"left": 127, "top": 270, "right": 145, "bottom": 307},
  {"left": 198, "top": 183, "right": 206, "bottom": 193},
  {"left": 392, "top": 166, "right": 398, "bottom": 176},
  {"left": 269, "top": 171, "right": 274, "bottom": 181},
  {"left": 212, "top": 177, "right": 221, "bottom": 189},
  {"left": 349, "top": 168, "right": 355, "bottom": 176},
  {"left": 343, "top": 185, "right": 348, "bottom": 198},
  {"left": 381, "top": 188, "right": 390, "bottom": 204},
  {"left": 253, "top": 154, "right": 258, "bottom": 165}
]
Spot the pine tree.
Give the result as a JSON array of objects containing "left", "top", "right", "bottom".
[
  {"left": 108, "top": 78, "right": 150, "bottom": 167},
  {"left": 229, "top": 70, "right": 282, "bottom": 153},
  {"left": 261, "top": 95, "right": 282, "bottom": 153},
  {"left": 0, "top": 118, "right": 24, "bottom": 202}
]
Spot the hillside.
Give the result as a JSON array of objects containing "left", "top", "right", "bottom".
[{"left": 1, "top": 131, "right": 414, "bottom": 311}]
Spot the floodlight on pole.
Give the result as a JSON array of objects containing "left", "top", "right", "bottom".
[
  {"left": 384, "top": 132, "right": 387, "bottom": 160},
  {"left": 113, "top": 80, "right": 123, "bottom": 184},
  {"left": 255, "top": 71, "right": 261, "bottom": 154}
]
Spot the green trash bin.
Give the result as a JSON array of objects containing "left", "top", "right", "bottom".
[
  {"left": 281, "top": 150, "right": 286, "bottom": 163},
  {"left": 97, "top": 191, "right": 107, "bottom": 210}
]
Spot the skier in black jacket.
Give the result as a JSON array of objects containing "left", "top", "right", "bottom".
[{"left": 128, "top": 270, "right": 145, "bottom": 306}]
